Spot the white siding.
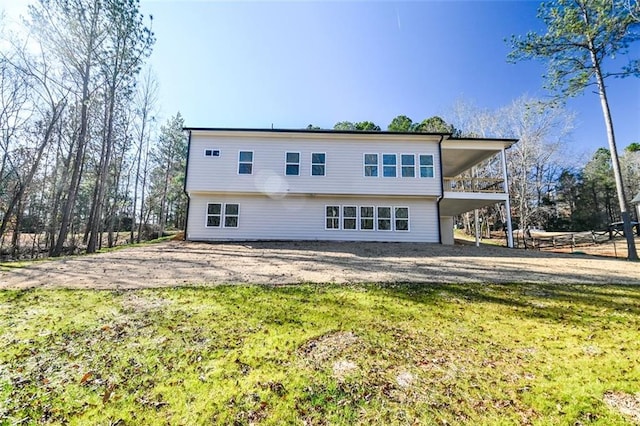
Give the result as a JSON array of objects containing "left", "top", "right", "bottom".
[
  {"left": 186, "top": 134, "right": 442, "bottom": 197},
  {"left": 187, "top": 193, "right": 439, "bottom": 243}
]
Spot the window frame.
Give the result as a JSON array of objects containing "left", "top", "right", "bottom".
[
  {"left": 363, "top": 153, "right": 379, "bottom": 177},
  {"left": 325, "top": 205, "right": 340, "bottom": 230},
  {"left": 238, "top": 150, "right": 254, "bottom": 175},
  {"left": 419, "top": 154, "right": 435, "bottom": 178},
  {"left": 311, "top": 152, "right": 326, "bottom": 176},
  {"left": 360, "top": 206, "right": 375, "bottom": 231},
  {"left": 342, "top": 205, "right": 358, "bottom": 230},
  {"left": 401, "top": 153, "right": 416, "bottom": 178},
  {"left": 382, "top": 153, "right": 397, "bottom": 178},
  {"left": 394, "top": 206, "right": 410, "bottom": 232},
  {"left": 377, "top": 206, "right": 392, "bottom": 231},
  {"left": 285, "top": 151, "right": 300, "bottom": 176},
  {"left": 205, "top": 203, "right": 222, "bottom": 228},
  {"left": 223, "top": 203, "right": 239, "bottom": 228}
]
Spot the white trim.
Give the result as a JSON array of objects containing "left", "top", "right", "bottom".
[
  {"left": 418, "top": 153, "right": 435, "bottom": 178},
  {"left": 342, "top": 205, "right": 358, "bottom": 230},
  {"left": 238, "top": 150, "right": 254, "bottom": 175},
  {"left": 360, "top": 206, "right": 375, "bottom": 231},
  {"left": 285, "top": 151, "right": 300, "bottom": 176},
  {"left": 400, "top": 153, "right": 416, "bottom": 178},
  {"left": 363, "top": 153, "right": 379, "bottom": 178},
  {"left": 205, "top": 202, "right": 222, "bottom": 228},
  {"left": 223, "top": 203, "right": 240, "bottom": 228},
  {"left": 377, "top": 206, "right": 392, "bottom": 231},
  {"left": 311, "top": 152, "right": 326, "bottom": 177},
  {"left": 382, "top": 153, "right": 397, "bottom": 178},
  {"left": 394, "top": 206, "right": 410, "bottom": 232},
  {"left": 325, "top": 204, "right": 340, "bottom": 230}
]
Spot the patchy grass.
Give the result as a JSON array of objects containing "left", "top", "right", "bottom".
[{"left": 1, "top": 283, "right": 639, "bottom": 425}]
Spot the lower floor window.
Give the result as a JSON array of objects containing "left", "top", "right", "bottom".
[
  {"left": 326, "top": 204, "right": 410, "bottom": 232},
  {"left": 206, "top": 203, "right": 239, "bottom": 228},
  {"left": 395, "top": 207, "right": 409, "bottom": 231},
  {"left": 326, "top": 206, "right": 340, "bottom": 229},
  {"left": 377, "top": 207, "right": 392, "bottom": 231},
  {"left": 224, "top": 204, "right": 239, "bottom": 228},
  {"left": 360, "top": 206, "right": 374, "bottom": 230},
  {"left": 343, "top": 206, "right": 357, "bottom": 230},
  {"left": 207, "top": 203, "right": 221, "bottom": 227}
]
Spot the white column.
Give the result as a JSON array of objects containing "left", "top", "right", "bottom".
[
  {"left": 501, "top": 148, "right": 514, "bottom": 248},
  {"left": 474, "top": 209, "right": 480, "bottom": 247}
]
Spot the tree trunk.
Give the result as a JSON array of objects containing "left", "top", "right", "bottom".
[{"left": 587, "top": 38, "right": 638, "bottom": 260}]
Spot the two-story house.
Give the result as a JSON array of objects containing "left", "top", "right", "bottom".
[{"left": 183, "top": 128, "right": 516, "bottom": 246}]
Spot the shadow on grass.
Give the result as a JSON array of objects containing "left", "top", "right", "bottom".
[{"left": 373, "top": 282, "right": 640, "bottom": 325}]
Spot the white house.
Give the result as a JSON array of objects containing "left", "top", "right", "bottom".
[{"left": 183, "top": 128, "right": 516, "bottom": 246}]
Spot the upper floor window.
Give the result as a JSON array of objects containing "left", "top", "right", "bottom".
[
  {"left": 285, "top": 152, "right": 300, "bottom": 176},
  {"left": 312, "top": 153, "right": 326, "bottom": 176},
  {"left": 204, "top": 149, "right": 220, "bottom": 157},
  {"left": 238, "top": 151, "right": 253, "bottom": 175},
  {"left": 364, "top": 153, "right": 378, "bottom": 177},
  {"left": 382, "top": 154, "right": 397, "bottom": 177},
  {"left": 401, "top": 154, "right": 415, "bottom": 178},
  {"left": 419, "top": 154, "right": 434, "bottom": 178}
]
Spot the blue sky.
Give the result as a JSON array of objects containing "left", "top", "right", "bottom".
[{"left": 2, "top": 0, "right": 639, "bottom": 156}]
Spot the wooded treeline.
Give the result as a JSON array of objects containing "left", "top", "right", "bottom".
[
  {"left": 0, "top": 0, "right": 186, "bottom": 260},
  {"left": 311, "top": 97, "right": 639, "bottom": 236}
]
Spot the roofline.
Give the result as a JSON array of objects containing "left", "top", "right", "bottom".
[
  {"left": 182, "top": 127, "right": 519, "bottom": 144},
  {"left": 447, "top": 136, "right": 519, "bottom": 143},
  {"left": 182, "top": 127, "right": 450, "bottom": 137}
]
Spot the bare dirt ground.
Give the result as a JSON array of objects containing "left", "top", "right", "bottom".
[{"left": 1, "top": 240, "right": 639, "bottom": 289}]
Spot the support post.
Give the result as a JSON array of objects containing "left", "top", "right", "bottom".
[
  {"left": 501, "top": 148, "right": 514, "bottom": 248},
  {"left": 474, "top": 209, "right": 480, "bottom": 247}
]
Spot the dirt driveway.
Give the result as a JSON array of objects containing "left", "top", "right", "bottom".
[{"left": 1, "top": 240, "right": 639, "bottom": 289}]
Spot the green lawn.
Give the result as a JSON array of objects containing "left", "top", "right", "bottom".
[{"left": 1, "top": 283, "right": 639, "bottom": 425}]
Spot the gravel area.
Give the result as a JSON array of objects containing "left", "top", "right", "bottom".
[{"left": 1, "top": 240, "right": 639, "bottom": 289}]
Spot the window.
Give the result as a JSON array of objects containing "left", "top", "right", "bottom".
[
  {"left": 312, "top": 153, "right": 326, "bottom": 176},
  {"left": 205, "top": 149, "right": 220, "bottom": 157},
  {"left": 206, "top": 203, "right": 221, "bottom": 227},
  {"left": 395, "top": 207, "right": 409, "bottom": 231},
  {"left": 364, "top": 153, "right": 378, "bottom": 177},
  {"left": 326, "top": 205, "right": 340, "bottom": 229},
  {"left": 238, "top": 151, "right": 253, "bottom": 174},
  {"left": 419, "top": 154, "right": 434, "bottom": 178},
  {"left": 343, "top": 206, "right": 357, "bottom": 230},
  {"left": 224, "top": 204, "right": 239, "bottom": 228},
  {"left": 401, "top": 154, "right": 415, "bottom": 178},
  {"left": 382, "top": 154, "right": 397, "bottom": 177},
  {"left": 377, "top": 207, "right": 392, "bottom": 231},
  {"left": 360, "top": 206, "right": 374, "bottom": 230},
  {"left": 285, "top": 152, "right": 300, "bottom": 176},
  {"left": 207, "top": 203, "right": 239, "bottom": 228}
]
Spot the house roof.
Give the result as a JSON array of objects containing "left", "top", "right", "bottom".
[
  {"left": 632, "top": 192, "right": 640, "bottom": 204},
  {"left": 183, "top": 127, "right": 518, "bottom": 145}
]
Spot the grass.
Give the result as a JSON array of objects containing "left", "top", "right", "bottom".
[{"left": 1, "top": 283, "right": 639, "bottom": 425}]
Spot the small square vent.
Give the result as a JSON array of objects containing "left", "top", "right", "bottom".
[{"left": 205, "top": 149, "right": 220, "bottom": 157}]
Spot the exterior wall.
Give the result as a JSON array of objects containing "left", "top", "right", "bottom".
[
  {"left": 440, "top": 216, "right": 454, "bottom": 245},
  {"left": 187, "top": 193, "right": 439, "bottom": 243},
  {"left": 185, "top": 133, "right": 442, "bottom": 197}
]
